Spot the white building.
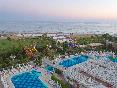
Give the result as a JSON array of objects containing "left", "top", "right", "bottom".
[{"left": 53, "top": 34, "right": 72, "bottom": 43}]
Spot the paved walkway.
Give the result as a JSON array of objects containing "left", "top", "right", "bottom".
[{"left": 36, "top": 66, "right": 53, "bottom": 88}]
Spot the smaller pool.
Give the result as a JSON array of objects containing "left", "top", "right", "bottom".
[
  {"left": 96, "top": 56, "right": 117, "bottom": 63},
  {"left": 108, "top": 56, "right": 117, "bottom": 62},
  {"left": 11, "top": 70, "right": 48, "bottom": 88},
  {"left": 59, "top": 55, "right": 88, "bottom": 67},
  {"left": 45, "top": 65, "right": 54, "bottom": 72}
]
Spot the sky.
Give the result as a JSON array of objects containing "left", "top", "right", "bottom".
[{"left": 0, "top": 0, "right": 117, "bottom": 21}]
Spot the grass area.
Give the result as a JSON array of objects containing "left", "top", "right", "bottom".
[
  {"left": 51, "top": 75, "right": 70, "bottom": 88},
  {"left": 0, "top": 38, "right": 40, "bottom": 57},
  {"left": 0, "top": 38, "right": 38, "bottom": 49}
]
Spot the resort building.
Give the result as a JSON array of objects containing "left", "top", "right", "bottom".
[{"left": 51, "top": 33, "right": 73, "bottom": 43}]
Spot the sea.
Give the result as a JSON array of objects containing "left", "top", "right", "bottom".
[{"left": 0, "top": 21, "right": 117, "bottom": 34}]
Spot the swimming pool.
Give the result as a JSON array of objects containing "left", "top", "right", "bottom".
[
  {"left": 96, "top": 56, "right": 117, "bottom": 62},
  {"left": 11, "top": 70, "right": 48, "bottom": 88},
  {"left": 59, "top": 55, "right": 88, "bottom": 67},
  {"left": 45, "top": 65, "right": 54, "bottom": 72},
  {"left": 108, "top": 56, "right": 117, "bottom": 62}
]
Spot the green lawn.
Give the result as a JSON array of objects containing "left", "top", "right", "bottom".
[{"left": 0, "top": 38, "right": 38, "bottom": 49}]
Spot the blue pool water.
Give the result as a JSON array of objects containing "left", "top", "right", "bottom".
[
  {"left": 11, "top": 70, "right": 48, "bottom": 88},
  {"left": 59, "top": 55, "right": 88, "bottom": 67},
  {"left": 108, "top": 56, "right": 117, "bottom": 62},
  {"left": 45, "top": 65, "right": 54, "bottom": 72},
  {"left": 110, "top": 59, "right": 117, "bottom": 62},
  {"left": 96, "top": 56, "right": 117, "bottom": 63}
]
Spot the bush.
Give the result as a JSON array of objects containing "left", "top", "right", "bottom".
[
  {"left": 7, "top": 37, "right": 11, "bottom": 41},
  {"left": 51, "top": 75, "right": 70, "bottom": 88},
  {"left": 55, "top": 68, "right": 62, "bottom": 75}
]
